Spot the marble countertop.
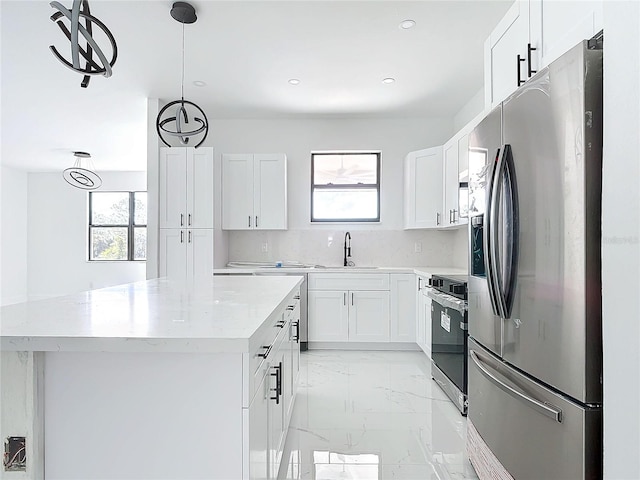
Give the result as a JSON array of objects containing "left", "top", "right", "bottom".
[
  {"left": 0, "top": 276, "right": 303, "bottom": 353},
  {"left": 213, "top": 266, "right": 468, "bottom": 276}
]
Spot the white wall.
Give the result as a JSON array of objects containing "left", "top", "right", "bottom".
[
  {"left": 26, "top": 172, "right": 147, "bottom": 300},
  {"left": 205, "top": 117, "right": 463, "bottom": 267},
  {"left": 602, "top": 2, "right": 640, "bottom": 478},
  {"left": 453, "top": 88, "right": 485, "bottom": 132},
  {"left": 1, "top": 165, "right": 28, "bottom": 305}
]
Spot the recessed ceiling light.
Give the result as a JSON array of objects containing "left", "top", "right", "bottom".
[
  {"left": 399, "top": 19, "right": 416, "bottom": 30},
  {"left": 288, "top": 78, "right": 301, "bottom": 85},
  {"left": 193, "top": 80, "right": 207, "bottom": 87},
  {"left": 382, "top": 77, "right": 395, "bottom": 84}
]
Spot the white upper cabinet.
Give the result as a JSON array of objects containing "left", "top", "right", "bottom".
[
  {"left": 443, "top": 139, "right": 461, "bottom": 227},
  {"left": 485, "top": 0, "right": 603, "bottom": 109},
  {"left": 537, "top": 0, "right": 603, "bottom": 67},
  {"left": 222, "top": 153, "right": 287, "bottom": 230},
  {"left": 485, "top": 0, "right": 534, "bottom": 109},
  {"left": 159, "top": 147, "right": 214, "bottom": 229},
  {"left": 404, "top": 146, "right": 444, "bottom": 229}
]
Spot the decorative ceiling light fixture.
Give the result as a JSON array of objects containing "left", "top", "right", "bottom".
[
  {"left": 156, "top": 2, "right": 209, "bottom": 149},
  {"left": 49, "top": 0, "right": 118, "bottom": 88},
  {"left": 63, "top": 151, "right": 102, "bottom": 190}
]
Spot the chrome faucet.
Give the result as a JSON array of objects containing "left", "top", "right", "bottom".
[{"left": 343, "top": 232, "right": 352, "bottom": 266}]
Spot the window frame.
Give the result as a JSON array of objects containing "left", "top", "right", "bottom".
[
  {"left": 310, "top": 151, "right": 381, "bottom": 223},
  {"left": 88, "top": 191, "right": 147, "bottom": 262}
]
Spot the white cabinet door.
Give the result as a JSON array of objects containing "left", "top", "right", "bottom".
[
  {"left": 248, "top": 372, "right": 269, "bottom": 480},
  {"left": 485, "top": 0, "right": 531, "bottom": 108},
  {"left": 268, "top": 339, "right": 286, "bottom": 480},
  {"left": 254, "top": 154, "right": 287, "bottom": 230},
  {"left": 187, "top": 229, "right": 214, "bottom": 281},
  {"left": 348, "top": 291, "right": 390, "bottom": 342},
  {"left": 187, "top": 148, "right": 214, "bottom": 229},
  {"left": 308, "top": 291, "right": 349, "bottom": 342},
  {"left": 159, "top": 148, "right": 187, "bottom": 229},
  {"left": 158, "top": 229, "right": 187, "bottom": 280},
  {"left": 390, "top": 274, "right": 416, "bottom": 343},
  {"left": 423, "top": 293, "right": 432, "bottom": 358},
  {"left": 404, "top": 146, "right": 444, "bottom": 229},
  {"left": 222, "top": 154, "right": 254, "bottom": 230},
  {"left": 539, "top": 0, "right": 603, "bottom": 68},
  {"left": 443, "top": 139, "right": 460, "bottom": 227}
]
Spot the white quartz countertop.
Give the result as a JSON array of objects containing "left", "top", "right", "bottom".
[
  {"left": 213, "top": 266, "right": 468, "bottom": 276},
  {"left": 0, "top": 276, "right": 303, "bottom": 353}
]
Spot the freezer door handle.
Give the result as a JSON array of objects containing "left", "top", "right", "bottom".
[
  {"left": 484, "top": 148, "right": 503, "bottom": 317},
  {"left": 470, "top": 349, "right": 563, "bottom": 423}
]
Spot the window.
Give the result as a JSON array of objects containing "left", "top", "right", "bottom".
[
  {"left": 88, "top": 191, "right": 147, "bottom": 261},
  {"left": 311, "top": 152, "right": 380, "bottom": 222}
]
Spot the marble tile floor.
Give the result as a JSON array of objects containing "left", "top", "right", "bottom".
[{"left": 278, "top": 350, "right": 479, "bottom": 480}]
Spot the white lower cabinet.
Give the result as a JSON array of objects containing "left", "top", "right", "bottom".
[
  {"left": 416, "top": 275, "right": 432, "bottom": 358},
  {"left": 308, "top": 290, "right": 389, "bottom": 343},
  {"left": 248, "top": 372, "right": 269, "bottom": 480},
  {"left": 158, "top": 228, "right": 214, "bottom": 281},
  {"left": 247, "top": 291, "right": 301, "bottom": 480},
  {"left": 390, "top": 274, "right": 417, "bottom": 343},
  {"left": 308, "top": 274, "right": 391, "bottom": 344}
]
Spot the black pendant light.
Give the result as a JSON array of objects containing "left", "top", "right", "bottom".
[
  {"left": 63, "top": 151, "right": 102, "bottom": 190},
  {"left": 156, "top": 2, "right": 209, "bottom": 149},
  {"left": 49, "top": 0, "right": 118, "bottom": 88}
]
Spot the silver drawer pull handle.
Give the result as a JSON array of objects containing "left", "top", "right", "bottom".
[{"left": 470, "top": 350, "right": 563, "bottom": 423}]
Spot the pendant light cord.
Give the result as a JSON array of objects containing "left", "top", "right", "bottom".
[{"left": 181, "top": 21, "right": 185, "bottom": 101}]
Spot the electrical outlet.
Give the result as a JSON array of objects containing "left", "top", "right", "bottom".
[
  {"left": 4, "top": 436, "right": 26, "bottom": 472},
  {"left": 261, "top": 243, "right": 268, "bottom": 253},
  {"left": 414, "top": 242, "right": 422, "bottom": 253}
]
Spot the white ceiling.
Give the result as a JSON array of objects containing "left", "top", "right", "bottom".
[{"left": 0, "top": 0, "right": 512, "bottom": 172}]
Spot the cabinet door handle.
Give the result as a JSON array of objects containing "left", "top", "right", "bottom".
[
  {"left": 351, "top": 293, "right": 354, "bottom": 306},
  {"left": 517, "top": 54, "right": 526, "bottom": 86},
  {"left": 255, "top": 216, "right": 258, "bottom": 228},
  {"left": 248, "top": 215, "right": 252, "bottom": 228},
  {"left": 527, "top": 43, "right": 537, "bottom": 77},
  {"left": 436, "top": 212, "right": 440, "bottom": 226},
  {"left": 180, "top": 230, "right": 184, "bottom": 243},
  {"left": 257, "top": 344, "right": 272, "bottom": 359},
  {"left": 418, "top": 278, "right": 422, "bottom": 291},
  {"left": 188, "top": 230, "right": 192, "bottom": 243},
  {"left": 452, "top": 209, "right": 457, "bottom": 223},
  {"left": 292, "top": 321, "right": 299, "bottom": 343},
  {"left": 343, "top": 292, "right": 346, "bottom": 305},
  {"left": 270, "top": 362, "right": 282, "bottom": 404},
  {"left": 180, "top": 213, "right": 184, "bottom": 226},
  {"left": 188, "top": 213, "right": 192, "bottom": 226}
]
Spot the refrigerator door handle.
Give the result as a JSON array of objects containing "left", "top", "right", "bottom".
[
  {"left": 491, "top": 144, "right": 519, "bottom": 319},
  {"left": 470, "top": 349, "right": 563, "bottom": 423},
  {"left": 485, "top": 147, "right": 505, "bottom": 318}
]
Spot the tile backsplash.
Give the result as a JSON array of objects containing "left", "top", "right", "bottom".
[{"left": 228, "top": 228, "right": 469, "bottom": 268}]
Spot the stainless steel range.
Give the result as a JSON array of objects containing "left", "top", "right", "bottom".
[{"left": 427, "top": 274, "right": 468, "bottom": 415}]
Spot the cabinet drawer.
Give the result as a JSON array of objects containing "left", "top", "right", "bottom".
[{"left": 308, "top": 273, "right": 390, "bottom": 291}]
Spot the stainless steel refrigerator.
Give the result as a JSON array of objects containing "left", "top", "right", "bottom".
[{"left": 466, "top": 40, "right": 603, "bottom": 480}]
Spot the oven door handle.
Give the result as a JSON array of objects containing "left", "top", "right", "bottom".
[{"left": 426, "top": 289, "right": 467, "bottom": 315}]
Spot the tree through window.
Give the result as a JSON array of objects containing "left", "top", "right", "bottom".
[{"left": 89, "top": 191, "right": 147, "bottom": 261}]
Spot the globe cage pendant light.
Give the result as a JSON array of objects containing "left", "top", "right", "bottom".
[
  {"left": 63, "top": 151, "right": 102, "bottom": 190},
  {"left": 156, "top": 2, "right": 209, "bottom": 148}
]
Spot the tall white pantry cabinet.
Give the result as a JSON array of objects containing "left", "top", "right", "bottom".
[{"left": 158, "top": 147, "right": 214, "bottom": 281}]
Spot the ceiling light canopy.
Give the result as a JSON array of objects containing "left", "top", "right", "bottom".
[
  {"left": 156, "top": 2, "right": 209, "bottom": 149},
  {"left": 399, "top": 19, "right": 416, "bottom": 29},
  {"left": 382, "top": 77, "right": 395, "bottom": 84},
  {"left": 63, "top": 151, "right": 102, "bottom": 190},
  {"left": 193, "top": 80, "right": 207, "bottom": 87}
]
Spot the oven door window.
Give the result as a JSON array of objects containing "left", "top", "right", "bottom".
[{"left": 431, "top": 301, "right": 467, "bottom": 393}]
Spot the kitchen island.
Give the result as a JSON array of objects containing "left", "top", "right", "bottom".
[{"left": 1, "top": 275, "right": 303, "bottom": 480}]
